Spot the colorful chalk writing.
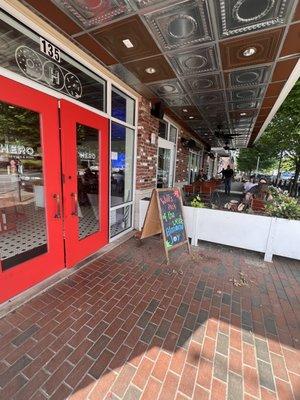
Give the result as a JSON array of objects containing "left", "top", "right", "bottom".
[{"left": 158, "top": 189, "right": 186, "bottom": 249}]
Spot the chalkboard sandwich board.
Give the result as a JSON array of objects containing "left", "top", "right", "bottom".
[{"left": 141, "top": 188, "right": 190, "bottom": 264}]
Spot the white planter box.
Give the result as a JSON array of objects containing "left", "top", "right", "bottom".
[{"left": 139, "top": 199, "right": 300, "bottom": 262}]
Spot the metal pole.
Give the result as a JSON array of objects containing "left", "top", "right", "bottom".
[
  {"left": 275, "top": 150, "right": 283, "bottom": 186},
  {"left": 255, "top": 155, "right": 260, "bottom": 178}
]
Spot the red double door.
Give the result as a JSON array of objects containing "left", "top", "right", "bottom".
[{"left": 0, "top": 76, "right": 109, "bottom": 303}]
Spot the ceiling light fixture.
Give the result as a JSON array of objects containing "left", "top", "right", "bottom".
[
  {"left": 240, "top": 112, "right": 247, "bottom": 116},
  {"left": 189, "top": 116, "right": 194, "bottom": 119},
  {"left": 122, "top": 39, "right": 134, "bottom": 48},
  {"left": 243, "top": 47, "right": 257, "bottom": 57},
  {"left": 182, "top": 108, "right": 188, "bottom": 113},
  {"left": 145, "top": 67, "right": 156, "bottom": 74}
]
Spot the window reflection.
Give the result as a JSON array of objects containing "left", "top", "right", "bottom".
[
  {"left": 157, "top": 147, "right": 171, "bottom": 188},
  {"left": 0, "top": 101, "right": 47, "bottom": 270},
  {"left": 112, "top": 87, "right": 135, "bottom": 125},
  {"left": 111, "top": 122, "right": 134, "bottom": 207},
  {"left": 110, "top": 205, "right": 132, "bottom": 237},
  {"left": 77, "top": 124, "right": 99, "bottom": 240}
]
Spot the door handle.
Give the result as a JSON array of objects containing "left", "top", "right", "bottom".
[
  {"left": 53, "top": 194, "right": 61, "bottom": 219},
  {"left": 71, "top": 192, "right": 78, "bottom": 216}
]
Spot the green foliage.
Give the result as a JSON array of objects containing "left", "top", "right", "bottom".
[
  {"left": 191, "top": 195, "right": 205, "bottom": 208},
  {"left": 266, "top": 187, "right": 300, "bottom": 220},
  {"left": 236, "top": 146, "right": 276, "bottom": 173}
]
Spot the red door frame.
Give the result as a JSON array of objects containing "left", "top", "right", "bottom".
[
  {"left": 0, "top": 76, "right": 65, "bottom": 303},
  {"left": 60, "top": 100, "right": 109, "bottom": 267}
]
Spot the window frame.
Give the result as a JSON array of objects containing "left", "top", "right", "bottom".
[{"left": 156, "top": 116, "right": 178, "bottom": 189}]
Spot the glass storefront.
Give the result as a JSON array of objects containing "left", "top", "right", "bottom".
[
  {"left": 110, "top": 89, "right": 135, "bottom": 238},
  {"left": 0, "top": 100, "right": 47, "bottom": 270}
]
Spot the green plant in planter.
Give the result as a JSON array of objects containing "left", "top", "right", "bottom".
[
  {"left": 266, "top": 187, "right": 300, "bottom": 220},
  {"left": 191, "top": 195, "right": 205, "bottom": 208}
]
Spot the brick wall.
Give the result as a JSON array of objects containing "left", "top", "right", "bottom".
[
  {"left": 136, "top": 97, "right": 159, "bottom": 191},
  {"left": 175, "top": 128, "right": 190, "bottom": 184}
]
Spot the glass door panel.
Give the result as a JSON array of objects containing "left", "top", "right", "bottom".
[
  {"left": 60, "top": 100, "right": 109, "bottom": 267},
  {"left": 157, "top": 147, "right": 171, "bottom": 188},
  {"left": 77, "top": 124, "right": 99, "bottom": 240},
  {"left": 0, "top": 76, "right": 64, "bottom": 303},
  {"left": 0, "top": 102, "right": 47, "bottom": 269}
]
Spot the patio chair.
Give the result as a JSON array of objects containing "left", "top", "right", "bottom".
[{"left": 251, "top": 198, "right": 266, "bottom": 213}]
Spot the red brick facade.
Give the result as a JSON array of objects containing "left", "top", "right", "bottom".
[
  {"left": 175, "top": 129, "right": 190, "bottom": 184},
  {"left": 136, "top": 97, "right": 159, "bottom": 191},
  {"left": 136, "top": 96, "right": 204, "bottom": 191}
]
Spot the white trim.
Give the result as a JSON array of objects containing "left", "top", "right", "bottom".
[
  {"left": 254, "top": 58, "right": 300, "bottom": 143},
  {"left": 110, "top": 201, "right": 134, "bottom": 211}
]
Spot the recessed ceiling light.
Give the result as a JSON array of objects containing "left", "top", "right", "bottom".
[
  {"left": 189, "top": 116, "right": 194, "bottom": 119},
  {"left": 243, "top": 47, "right": 257, "bottom": 57},
  {"left": 122, "top": 39, "right": 134, "bottom": 48},
  {"left": 145, "top": 67, "right": 156, "bottom": 74},
  {"left": 240, "top": 112, "right": 247, "bottom": 116},
  {"left": 182, "top": 108, "right": 188, "bottom": 113}
]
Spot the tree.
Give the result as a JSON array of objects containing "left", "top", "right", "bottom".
[
  {"left": 236, "top": 144, "right": 276, "bottom": 174},
  {"left": 257, "top": 79, "right": 300, "bottom": 195}
]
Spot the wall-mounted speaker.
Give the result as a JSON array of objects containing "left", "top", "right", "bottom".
[{"left": 151, "top": 101, "right": 165, "bottom": 119}]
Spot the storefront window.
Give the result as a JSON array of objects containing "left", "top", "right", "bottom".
[
  {"left": 157, "top": 147, "right": 172, "bottom": 188},
  {"left": 0, "top": 11, "right": 106, "bottom": 111},
  {"left": 112, "top": 87, "right": 135, "bottom": 125},
  {"left": 158, "top": 121, "right": 168, "bottom": 139},
  {"left": 76, "top": 124, "right": 99, "bottom": 240},
  {"left": 111, "top": 122, "right": 134, "bottom": 208},
  {"left": 0, "top": 101, "right": 47, "bottom": 270},
  {"left": 110, "top": 205, "right": 132, "bottom": 237},
  {"left": 169, "top": 125, "right": 177, "bottom": 143}
]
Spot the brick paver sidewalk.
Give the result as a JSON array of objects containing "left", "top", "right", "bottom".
[{"left": 0, "top": 236, "right": 299, "bottom": 399}]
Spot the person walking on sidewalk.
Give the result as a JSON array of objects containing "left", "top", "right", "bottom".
[{"left": 223, "top": 165, "right": 234, "bottom": 195}]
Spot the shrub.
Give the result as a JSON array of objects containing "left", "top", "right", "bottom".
[
  {"left": 191, "top": 195, "right": 205, "bottom": 208},
  {"left": 266, "top": 187, "right": 300, "bottom": 220}
]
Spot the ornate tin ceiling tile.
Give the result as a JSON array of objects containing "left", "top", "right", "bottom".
[
  {"left": 53, "top": 0, "right": 134, "bottom": 29},
  {"left": 183, "top": 73, "right": 222, "bottom": 93},
  {"left": 192, "top": 91, "right": 225, "bottom": 106},
  {"left": 228, "top": 85, "right": 266, "bottom": 101},
  {"left": 163, "top": 94, "right": 192, "bottom": 107},
  {"left": 228, "top": 66, "right": 271, "bottom": 87},
  {"left": 229, "top": 100, "right": 261, "bottom": 110},
  {"left": 144, "top": 0, "right": 213, "bottom": 50},
  {"left": 147, "top": 79, "right": 184, "bottom": 96},
  {"left": 214, "top": 0, "right": 295, "bottom": 38},
  {"left": 169, "top": 45, "right": 218, "bottom": 76},
  {"left": 131, "top": 0, "right": 178, "bottom": 9}
]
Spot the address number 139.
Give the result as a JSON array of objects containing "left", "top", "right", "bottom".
[{"left": 40, "top": 38, "right": 60, "bottom": 62}]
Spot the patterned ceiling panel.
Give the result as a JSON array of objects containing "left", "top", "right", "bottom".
[
  {"left": 220, "top": 28, "right": 284, "bottom": 70},
  {"left": 229, "top": 100, "right": 261, "bottom": 110},
  {"left": 226, "top": 66, "right": 271, "bottom": 87},
  {"left": 52, "top": 0, "right": 134, "bottom": 29},
  {"left": 124, "top": 55, "right": 176, "bottom": 83},
  {"left": 183, "top": 73, "right": 222, "bottom": 93},
  {"left": 147, "top": 79, "right": 184, "bottom": 97},
  {"left": 162, "top": 94, "right": 192, "bottom": 107},
  {"left": 144, "top": 0, "right": 213, "bottom": 50},
  {"left": 131, "top": 0, "right": 180, "bottom": 9},
  {"left": 169, "top": 106, "right": 203, "bottom": 120},
  {"left": 92, "top": 15, "right": 160, "bottom": 63},
  {"left": 168, "top": 45, "right": 218, "bottom": 76},
  {"left": 214, "top": 0, "right": 294, "bottom": 38},
  {"left": 227, "top": 85, "right": 266, "bottom": 102},
  {"left": 192, "top": 91, "right": 225, "bottom": 107}
]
